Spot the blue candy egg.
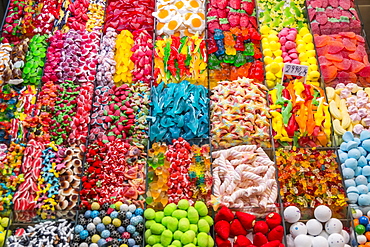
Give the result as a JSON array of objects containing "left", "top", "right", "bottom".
[
  {"left": 359, "top": 194, "right": 370, "bottom": 206},
  {"left": 340, "top": 142, "right": 348, "bottom": 151},
  {"left": 343, "top": 131, "right": 354, "bottom": 142},
  {"left": 356, "top": 175, "right": 368, "bottom": 185},
  {"left": 80, "top": 230, "right": 89, "bottom": 240},
  {"left": 362, "top": 140, "right": 370, "bottom": 152},
  {"left": 84, "top": 210, "right": 92, "bottom": 219},
  {"left": 110, "top": 211, "right": 118, "bottom": 219},
  {"left": 91, "top": 210, "right": 100, "bottom": 219},
  {"left": 135, "top": 208, "right": 144, "bottom": 216},
  {"left": 101, "top": 230, "right": 110, "bottom": 238},
  {"left": 348, "top": 148, "right": 361, "bottom": 160},
  {"left": 339, "top": 152, "right": 348, "bottom": 164},
  {"left": 345, "top": 158, "right": 358, "bottom": 169},
  {"left": 344, "top": 179, "right": 356, "bottom": 188},
  {"left": 360, "top": 130, "right": 370, "bottom": 141},
  {"left": 128, "top": 238, "right": 136, "bottom": 247},
  {"left": 360, "top": 216, "right": 369, "bottom": 226},
  {"left": 347, "top": 192, "right": 359, "bottom": 204},
  {"left": 97, "top": 223, "right": 105, "bottom": 232},
  {"left": 75, "top": 225, "right": 84, "bottom": 234},
  {"left": 127, "top": 225, "right": 136, "bottom": 234},
  {"left": 126, "top": 212, "right": 133, "bottom": 219},
  {"left": 347, "top": 141, "right": 359, "bottom": 150},
  {"left": 97, "top": 239, "right": 107, "bottom": 247},
  {"left": 343, "top": 168, "right": 355, "bottom": 179},
  {"left": 117, "top": 226, "right": 125, "bottom": 234},
  {"left": 358, "top": 185, "right": 369, "bottom": 194},
  {"left": 366, "top": 223, "right": 370, "bottom": 231}
]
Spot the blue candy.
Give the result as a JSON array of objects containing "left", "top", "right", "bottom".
[
  {"left": 355, "top": 175, "right": 367, "bottom": 185},
  {"left": 91, "top": 210, "right": 99, "bottom": 219},
  {"left": 360, "top": 130, "right": 370, "bottom": 141},
  {"left": 101, "top": 230, "right": 110, "bottom": 238},
  {"left": 347, "top": 186, "right": 359, "bottom": 194},
  {"left": 130, "top": 217, "right": 139, "bottom": 226},
  {"left": 339, "top": 152, "right": 348, "bottom": 164},
  {"left": 342, "top": 131, "right": 354, "bottom": 142},
  {"left": 359, "top": 194, "right": 370, "bottom": 206},
  {"left": 97, "top": 239, "right": 107, "bottom": 247},
  {"left": 360, "top": 216, "right": 370, "bottom": 225},
  {"left": 348, "top": 148, "right": 361, "bottom": 159},
  {"left": 344, "top": 158, "right": 357, "bottom": 170},
  {"left": 110, "top": 211, "right": 118, "bottom": 219},
  {"left": 135, "top": 208, "right": 144, "bottom": 216},
  {"left": 128, "top": 238, "right": 136, "bottom": 247},
  {"left": 347, "top": 192, "right": 359, "bottom": 204},
  {"left": 340, "top": 142, "right": 348, "bottom": 151},
  {"left": 84, "top": 210, "right": 92, "bottom": 219},
  {"left": 347, "top": 141, "right": 359, "bottom": 150},
  {"left": 363, "top": 166, "right": 370, "bottom": 176},
  {"left": 359, "top": 147, "right": 367, "bottom": 156},
  {"left": 362, "top": 140, "right": 370, "bottom": 152},
  {"left": 358, "top": 185, "right": 369, "bottom": 194},
  {"left": 127, "top": 225, "right": 136, "bottom": 234},
  {"left": 97, "top": 223, "right": 105, "bottom": 232},
  {"left": 117, "top": 226, "right": 125, "bottom": 233},
  {"left": 358, "top": 156, "right": 367, "bottom": 167},
  {"left": 74, "top": 225, "right": 84, "bottom": 234},
  {"left": 126, "top": 212, "right": 133, "bottom": 219},
  {"left": 344, "top": 179, "right": 356, "bottom": 188},
  {"left": 80, "top": 230, "right": 89, "bottom": 240}
]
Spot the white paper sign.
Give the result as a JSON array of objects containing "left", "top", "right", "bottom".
[{"left": 283, "top": 63, "right": 309, "bottom": 77}]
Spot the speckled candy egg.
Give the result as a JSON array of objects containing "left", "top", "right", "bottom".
[
  {"left": 311, "top": 236, "right": 328, "bottom": 247},
  {"left": 284, "top": 206, "right": 301, "bottom": 223},
  {"left": 290, "top": 222, "right": 308, "bottom": 238},
  {"left": 314, "top": 205, "right": 332, "bottom": 222},
  {"left": 327, "top": 233, "right": 345, "bottom": 247},
  {"left": 293, "top": 234, "right": 311, "bottom": 247},
  {"left": 306, "top": 219, "right": 323, "bottom": 236},
  {"left": 325, "top": 219, "right": 343, "bottom": 234},
  {"left": 352, "top": 209, "right": 363, "bottom": 219}
]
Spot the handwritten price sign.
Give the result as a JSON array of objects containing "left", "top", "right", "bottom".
[{"left": 283, "top": 63, "right": 309, "bottom": 77}]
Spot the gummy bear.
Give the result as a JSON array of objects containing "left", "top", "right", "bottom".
[
  {"left": 234, "top": 52, "right": 247, "bottom": 67},
  {"left": 243, "top": 42, "right": 254, "bottom": 56},
  {"left": 235, "top": 36, "right": 245, "bottom": 51},
  {"left": 215, "top": 39, "right": 225, "bottom": 57},
  {"left": 208, "top": 38, "right": 218, "bottom": 54}
]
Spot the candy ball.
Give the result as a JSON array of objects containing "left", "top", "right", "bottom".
[
  {"left": 311, "top": 236, "right": 328, "bottom": 247},
  {"left": 348, "top": 149, "right": 361, "bottom": 160},
  {"left": 355, "top": 175, "right": 368, "bottom": 186},
  {"left": 97, "top": 223, "right": 105, "bottom": 232},
  {"left": 284, "top": 206, "right": 301, "bottom": 223},
  {"left": 135, "top": 208, "right": 144, "bottom": 216},
  {"left": 97, "top": 239, "right": 107, "bottom": 247},
  {"left": 113, "top": 218, "right": 122, "bottom": 227},
  {"left": 344, "top": 179, "right": 356, "bottom": 188},
  {"left": 103, "top": 216, "right": 112, "bottom": 225},
  {"left": 325, "top": 218, "right": 343, "bottom": 234},
  {"left": 306, "top": 219, "right": 323, "bottom": 236},
  {"left": 91, "top": 211, "right": 100, "bottom": 219},
  {"left": 111, "top": 211, "right": 119, "bottom": 219},
  {"left": 345, "top": 158, "right": 358, "bottom": 169},
  {"left": 117, "top": 226, "right": 125, "bottom": 233},
  {"left": 319, "top": 230, "right": 329, "bottom": 239},
  {"left": 341, "top": 230, "right": 349, "bottom": 243},
  {"left": 314, "top": 205, "right": 332, "bottom": 222},
  {"left": 127, "top": 225, "right": 136, "bottom": 233},
  {"left": 93, "top": 217, "right": 102, "bottom": 225},
  {"left": 327, "top": 233, "right": 345, "bottom": 247},
  {"left": 359, "top": 216, "right": 369, "bottom": 225},
  {"left": 358, "top": 184, "right": 369, "bottom": 194},
  {"left": 85, "top": 211, "right": 92, "bottom": 219},
  {"left": 115, "top": 201, "right": 123, "bottom": 210},
  {"left": 130, "top": 217, "right": 140, "bottom": 226},
  {"left": 342, "top": 168, "right": 355, "bottom": 179},
  {"left": 128, "top": 238, "right": 136, "bottom": 247},
  {"left": 126, "top": 212, "right": 133, "bottom": 219},
  {"left": 352, "top": 209, "right": 363, "bottom": 218},
  {"left": 358, "top": 194, "right": 370, "bottom": 206},
  {"left": 290, "top": 222, "right": 308, "bottom": 238},
  {"left": 75, "top": 225, "right": 84, "bottom": 234},
  {"left": 101, "top": 229, "right": 111, "bottom": 238},
  {"left": 357, "top": 234, "right": 367, "bottom": 244},
  {"left": 92, "top": 234, "right": 101, "bottom": 243},
  {"left": 128, "top": 205, "right": 136, "bottom": 212},
  {"left": 121, "top": 204, "right": 129, "bottom": 212},
  {"left": 293, "top": 234, "right": 311, "bottom": 247},
  {"left": 355, "top": 224, "right": 365, "bottom": 235},
  {"left": 90, "top": 244, "right": 98, "bottom": 247},
  {"left": 91, "top": 202, "right": 100, "bottom": 211},
  {"left": 80, "top": 230, "right": 89, "bottom": 240},
  {"left": 87, "top": 223, "right": 96, "bottom": 231},
  {"left": 79, "top": 243, "right": 88, "bottom": 247}
]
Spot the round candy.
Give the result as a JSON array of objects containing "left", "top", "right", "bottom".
[
  {"left": 103, "top": 216, "right": 112, "bottom": 225},
  {"left": 135, "top": 208, "right": 144, "bottom": 216},
  {"left": 90, "top": 244, "right": 99, "bottom": 247},
  {"left": 101, "top": 229, "right": 111, "bottom": 238},
  {"left": 128, "top": 205, "right": 136, "bottom": 212},
  {"left": 113, "top": 218, "right": 122, "bottom": 227},
  {"left": 87, "top": 223, "right": 96, "bottom": 231},
  {"left": 91, "top": 210, "right": 100, "bottom": 219},
  {"left": 359, "top": 216, "right": 369, "bottom": 225},
  {"left": 97, "top": 239, "right": 107, "bottom": 247},
  {"left": 319, "top": 230, "right": 329, "bottom": 239},
  {"left": 311, "top": 236, "right": 328, "bottom": 247},
  {"left": 92, "top": 234, "right": 101, "bottom": 243},
  {"left": 91, "top": 202, "right": 100, "bottom": 211},
  {"left": 293, "top": 234, "right": 311, "bottom": 247},
  {"left": 290, "top": 222, "right": 307, "bottom": 238},
  {"left": 130, "top": 217, "right": 140, "bottom": 226},
  {"left": 366, "top": 223, "right": 370, "bottom": 232},
  {"left": 75, "top": 225, "right": 84, "bottom": 234},
  {"left": 327, "top": 233, "right": 345, "bottom": 247},
  {"left": 111, "top": 211, "right": 119, "bottom": 219},
  {"left": 357, "top": 234, "right": 367, "bottom": 244},
  {"left": 80, "top": 230, "right": 89, "bottom": 240},
  {"left": 314, "top": 205, "right": 332, "bottom": 222},
  {"left": 325, "top": 218, "right": 343, "bottom": 234},
  {"left": 85, "top": 211, "right": 92, "bottom": 219},
  {"left": 127, "top": 225, "right": 136, "bottom": 234},
  {"left": 118, "top": 226, "right": 125, "bottom": 233},
  {"left": 284, "top": 206, "right": 301, "bottom": 223},
  {"left": 93, "top": 217, "right": 102, "bottom": 225},
  {"left": 121, "top": 204, "right": 129, "bottom": 212},
  {"left": 355, "top": 175, "right": 367, "bottom": 186},
  {"left": 352, "top": 209, "right": 363, "bottom": 219},
  {"left": 128, "top": 238, "right": 136, "bottom": 247},
  {"left": 341, "top": 230, "right": 349, "bottom": 244},
  {"left": 79, "top": 243, "right": 88, "bottom": 247},
  {"left": 355, "top": 224, "right": 365, "bottom": 235},
  {"left": 115, "top": 201, "right": 123, "bottom": 210},
  {"left": 306, "top": 219, "right": 323, "bottom": 236},
  {"left": 97, "top": 223, "right": 105, "bottom": 232}
]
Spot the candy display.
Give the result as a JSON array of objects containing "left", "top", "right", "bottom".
[
  {"left": 307, "top": 0, "right": 362, "bottom": 35},
  {"left": 215, "top": 207, "right": 284, "bottom": 246},
  {"left": 270, "top": 79, "right": 332, "bottom": 147},
  {"left": 212, "top": 145, "right": 277, "bottom": 212},
  {"left": 352, "top": 209, "right": 370, "bottom": 246},
  {"left": 211, "top": 78, "right": 270, "bottom": 149},
  {"left": 276, "top": 149, "right": 346, "bottom": 208},
  {"left": 146, "top": 138, "right": 212, "bottom": 208},
  {"left": 0, "top": 215, "right": 11, "bottom": 246},
  {"left": 315, "top": 32, "right": 370, "bottom": 86},
  {"left": 149, "top": 81, "right": 209, "bottom": 142},
  {"left": 144, "top": 200, "right": 214, "bottom": 247}
]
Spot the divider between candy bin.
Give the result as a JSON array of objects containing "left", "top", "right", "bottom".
[{"left": 0, "top": 0, "right": 11, "bottom": 36}]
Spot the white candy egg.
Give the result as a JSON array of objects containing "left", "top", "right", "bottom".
[
  {"left": 367, "top": 209, "right": 370, "bottom": 218},
  {"left": 286, "top": 234, "right": 295, "bottom": 247},
  {"left": 294, "top": 235, "right": 312, "bottom": 247},
  {"left": 357, "top": 234, "right": 367, "bottom": 244},
  {"left": 325, "top": 218, "right": 343, "bottom": 234},
  {"left": 353, "top": 209, "right": 363, "bottom": 218},
  {"left": 311, "top": 236, "right": 329, "bottom": 247},
  {"left": 341, "top": 230, "right": 349, "bottom": 244},
  {"left": 306, "top": 219, "right": 323, "bottom": 236},
  {"left": 314, "top": 205, "right": 332, "bottom": 222},
  {"left": 284, "top": 206, "right": 301, "bottom": 223},
  {"left": 319, "top": 230, "right": 329, "bottom": 239},
  {"left": 327, "top": 233, "right": 345, "bottom": 247},
  {"left": 290, "top": 222, "right": 308, "bottom": 238}
]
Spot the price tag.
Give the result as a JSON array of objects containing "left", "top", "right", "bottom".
[{"left": 281, "top": 63, "right": 309, "bottom": 83}]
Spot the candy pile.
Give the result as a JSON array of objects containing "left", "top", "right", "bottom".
[
  {"left": 215, "top": 207, "right": 284, "bottom": 246},
  {"left": 212, "top": 145, "right": 277, "bottom": 212},
  {"left": 307, "top": 0, "right": 362, "bottom": 35},
  {"left": 96, "top": 28, "right": 117, "bottom": 87},
  {"left": 211, "top": 78, "right": 270, "bottom": 149},
  {"left": 270, "top": 80, "right": 331, "bottom": 147},
  {"left": 338, "top": 130, "right": 370, "bottom": 207},
  {"left": 154, "top": 35, "right": 207, "bottom": 86},
  {"left": 6, "top": 39, "right": 29, "bottom": 85},
  {"left": 146, "top": 138, "right": 212, "bottom": 208},
  {"left": 276, "top": 149, "right": 347, "bottom": 208},
  {"left": 7, "top": 219, "right": 74, "bottom": 246},
  {"left": 114, "top": 30, "right": 134, "bottom": 85},
  {"left": 0, "top": 216, "right": 11, "bottom": 246},
  {"left": 315, "top": 32, "right": 370, "bottom": 86},
  {"left": 150, "top": 81, "right": 209, "bottom": 142},
  {"left": 131, "top": 30, "right": 153, "bottom": 85},
  {"left": 353, "top": 209, "right": 370, "bottom": 245},
  {"left": 284, "top": 205, "right": 352, "bottom": 247},
  {"left": 0, "top": 43, "right": 12, "bottom": 84},
  {"left": 326, "top": 83, "right": 370, "bottom": 136},
  {"left": 1, "top": 0, "right": 26, "bottom": 43},
  {"left": 144, "top": 200, "right": 214, "bottom": 247},
  {"left": 153, "top": 0, "right": 205, "bottom": 36},
  {"left": 74, "top": 202, "right": 144, "bottom": 247}
]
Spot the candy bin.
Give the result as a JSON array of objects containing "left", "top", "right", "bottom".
[
  {"left": 146, "top": 138, "right": 212, "bottom": 209},
  {"left": 0, "top": 212, "right": 12, "bottom": 247},
  {"left": 144, "top": 200, "right": 214, "bottom": 247}
]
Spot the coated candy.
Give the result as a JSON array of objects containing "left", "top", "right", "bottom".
[{"left": 114, "top": 30, "right": 134, "bottom": 85}]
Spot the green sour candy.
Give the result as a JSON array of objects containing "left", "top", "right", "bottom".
[
  {"left": 184, "top": 244, "right": 196, "bottom": 247},
  {"left": 172, "top": 210, "right": 187, "bottom": 219},
  {"left": 234, "top": 52, "right": 247, "bottom": 67},
  {"left": 198, "top": 219, "right": 210, "bottom": 233},
  {"left": 153, "top": 244, "right": 164, "bottom": 247},
  {"left": 187, "top": 207, "right": 199, "bottom": 224},
  {"left": 194, "top": 201, "right": 208, "bottom": 216},
  {"left": 178, "top": 199, "right": 190, "bottom": 210},
  {"left": 148, "top": 235, "right": 161, "bottom": 245},
  {"left": 197, "top": 232, "right": 209, "bottom": 247},
  {"left": 145, "top": 208, "right": 156, "bottom": 220},
  {"left": 189, "top": 224, "right": 198, "bottom": 233},
  {"left": 200, "top": 216, "right": 214, "bottom": 227},
  {"left": 167, "top": 217, "right": 179, "bottom": 232},
  {"left": 164, "top": 203, "right": 178, "bottom": 216},
  {"left": 207, "top": 235, "right": 214, "bottom": 247},
  {"left": 145, "top": 229, "right": 152, "bottom": 241},
  {"left": 179, "top": 218, "right": 190, "bottom": 232},
  {"left": 146, "top": 220, "right": 156, "bottom": 229},
  {"left": 161, "top": 230, "right": 173, "bottom": 247},
  {"left": 172, "top": 240, "right": 182, "bottom": 247},
  {"left": 155, "top": 212, "right": 165, "bottom": 223},
  {"left": 174, "top": 231, "right": 183, "bottom": 240},
  {"left": 181, "top": 230, "right": 196, "bottom": 245},
  {"left": 151, "top": 223, "right": 166, "bottom": 235},
  {"left": 162, "top": 216, "right": 172, "bottom": 227}
]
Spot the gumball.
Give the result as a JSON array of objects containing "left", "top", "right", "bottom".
[
  {"left": 122, "top": 232, "right": 130, "bottom": 239},
  {"left": 284, "top": 206, "right": 301, "bottom": 223},
  {"left": 306, "top": 219, "right": 323, "bottom": 236},
  {"left": 311, "top": 236, "right": 328, "bottom": 247},
  {"left": 353, "top": 209, "right": 363, "bottom": 219},
  {"left": 127, "top": 225, "right": 136, "bottom": 234},
  {"left": 319, "top": 230, "right": 329, "bottom": 239},
  {"left": 315, "top": 205, "right": 332, "bottom": 222},
  {"left": 103, "top": 216, "right": 112, "bottom": 225},
  {"left": 130, "top": 217, "right": 139, "bottom": 226},
  {"left": 93, "top": 217, "right": 102, "bottom": 225},
  {"left": 357, "top": 234, "right": 367, "bottom": 244},
  {"left": 97, "top": 223, "right": 106, "bottom": 232},
  {"left": 91, "top": 202, "right": 100, "bottom": 211},
  {"left": 366, "top": 224, "right": 370, "bottom": 232},
  {"left": 97, "top": 239, "right": 107, "bottom": 247},
  {"left": 293, "top": 234, "right": 311, "bottom": 247},
  {"left": 85, "top": 210, "right": 92, "bottom": 219},
  {"left": 111, "top": 230, "right": 120, "bottom": 238},
  {"left": 136, "top": 223, "right": 144, "bottom": 232},
  {"left": 87, "top": 223, "right": 96, "bottom": 232},
  {"left": 135, "top": 208, "right": 143, "bottom": 216},
  {"left": 360, "top": 216, "right": 369, "bottom": 226},
  {"left": 126, "top": 212, "right": 133, "bottom": 219},
  {"left": 102, "top": 203, "right": 110, "bottom": 210},
  {"left": 134, "top": 235, "right": 143, "bottom": 244},
  {"left": 132, "top": 232, "right": 139, "bottom": 237},
  {"left": 113, "top": 218, "right": 122, "bottom": 227},
  {"left": 356, "top": 224, "right": 366, "bottom": 235},
  {"left": 117, "top": 226, "right": 125, "bottom": 233},
  {"left": 90, "top": 244, "right": 99, "bottom": 247},
  {"left": 91, "top": 211, "right": 100, "bottom": 219},
  {"left": 79, "top": 243, "right": 88, "bottom": 247},
  {"left": 115, "top": 201, "right": 123, "bottom": 210},
  {"left": 111, "top": 211, "right": 119, "bottom": 219},
  {"left": 80, "top": 230, "right": 89, "bottom": 240},
  {"left": 120, "top": 204, "right": 129, "bottom": 212},
  {"left": 75, "top": 225, "right": 84, "bottom": 234},
  {"left": 122, "top": 219, "right": 130, "bottom": 227},
  {"left": 128, "top": 205, "right": 136, "bottom": 212},
  {"left": 128, "top": 238, "right": 136, "bottom": 247},
  {"left": 107, "top": 224, "right": 115, "bottom": 231},
  {"left": 341, "top": 230, "right": 349, "bottom": 243},
  {"left": 325, "top": 218, "right": 343, "bottom": 234},
  {"left": 290, "top": 222, "right": 308, "bottom": 238},
  {"left": 327, "top": 233, "right": 345, "bottom": 247},
  {"left": 92, "top": 234, "right": 101, "bottom": 243},
  {"left": 118, "top": 212, "right": 126, "bottom": 220},
  {"left": 101, "top": 230, "right": 111, "bottom": 238}
]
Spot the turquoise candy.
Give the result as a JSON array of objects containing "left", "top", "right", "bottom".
[
  {"left": 342, "top": 168, "right": 355, "bottom": 179},
  {"left": 354, "top": 138, "right": 361, "bottom": 145},
  {"left": 339, "top": 152, "right": 348, "bottom": 164},
  {"left": 362, "top": 140, "right": 370, "bottom": 152},
  {"left": 355, "top": 175, "right": 367, "bottom": 186},
  {"left": 363, "top": 166, "right": 370, "bottom": 176},
  {"left": 342, "top": 131, "right": 354, "bottom": 142},
  {"left": 340, "top": 142, "right": 348, "bottom": 151},
  {"left": 358, "top": 185, "right": 369, "bottom": 194},
  {"left": 348, "top": 148, "right": 361, "bottom": 160},
  {"left": 344, "top": 158, "right": 357, "bottom": 170},
  {"left": 359, "top": 147, "right": 367, "bottom": 156},
  {"left": 344, "top": 179, "right": 356, "bottom": 188},
  {"left": 360, "top": 130, "right": 370, "bottom": 141},
  {"left": 355, "top": 167, "right": 362, "bottom": 176},
  {"left": 358, "top": 156, "right": 367, "bottom": 167},
  {"left": 358, "top": 194, "right": 370, "bottom": 206},
  {"left": 347, "top": 192, "right": 359, "bottom": 204},
  {"left": 347, "top": 141, "right": 359, "bottom": 150},
  {"left": 149, "top": 80, "right": 209, "bottom": 142},
  {"left": 347, "top": 186, "right": 359, "bottom": 194}
]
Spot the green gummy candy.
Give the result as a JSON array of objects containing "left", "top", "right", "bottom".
[
  {"left": 151, "top": 223, "right": 166, "bottom": 235},
  {"left": 198, "top": 219, "right": 210, "bottom": 233},
  {"left": 193, "top": 238, "right": 197, "bottom": 245},
  {"left": 174, "top": 231, "right": 183, "bottom": 240},
  {"left": 178, "top": 199, "right": 190, "bottom": 210},
  {"left": 146, "top": 245, "right": 152, "bottom": 247},
  {"left": 197, "top": 232, "right": 208, "bottom": 247},
  {"left": 200, "top": 216, "right": 214, "bottom": 227},
  {"left": 161, "top": 230, "right": 173, "bottom": 247},
  {"left": 146, "top": 220, "right": 156, "bottom": 229},
  {"left": 172, "top": 240, "right": 182, "bottom": 247},
  {"left": 167, "top": 217, "right": 178, "bottom": 232},
  {"left": 169, "top": 245, "right": 177, "bottom": 247},
  {"left": 178, "top": 218, "right": 190, "bottom": 232},
  {"left": 164, "top": 203, "right": 178, "bottom": 216},
  {"left": 145, "top": 229, "right": 152, "bottom": 241},
  {"left": 145, "top": 208, "right": 156, "bottom": 220},
  {"left": 153, "top": 244, "right": 164, "bottom": 247},
  {"left": 189, "top": 224, "right": 198, "bottom": 233},
  {"left": 181, "top": 230, "right": 195, "bottom": 245},
  {"left": 184, "top": 243, "right": 196, "bottom": 247},
  {"left": 155, "top": 211, "right": 165, "bottom": 223},
  {"left": 148, "top": 235, "right": 161, "bottom": 245},
  {"left": 161, "top": 216, "right": 172, "bottom": 227},
  {"left": 187, "top": 207, "right": 199, "bottom": 224},
  {"left": 207, "top": 235, "right": 214, "bottom": 247},
  {"left": 172, "top": 210, "right": 187, "bottom": 219},
  {"left": 194, "top": 201, "right": 208, "bottom": 216}
]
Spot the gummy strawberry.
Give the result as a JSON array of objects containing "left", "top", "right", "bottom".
[
  {"left": 208, "top": 20, "right": 221, "bottom": 33},
  {"left": 234, "top": 235, "right": 252, "bottom": 247},
  {"left": 242, "top": 0, "right": 254, "bottom": 15},
  {"left": 217, "top": 9, "right": 228, "bottom": 19},
  {"left": 228, "top": 12, "right": 241, "bottom": 27},
  {"left": 215, "top": 206, "right": 235, "bottom": 222},
  {"left": 218, "top": 0, "right": 228, "bottom": 9},
  {"left": 236, "top": 211, "right": 256, "bottom": 230},
  {"left": 230, "top": 219, "right": 247, "bottom": 237},
  {"left": 215, "top": 220, "right": 230, "bottom": 240},
  {"left": 240, "top": 13, "right": 250, "bottom": 28},
  {"left": 229, "top": 0, "right": 241, "bottom": 9},
  {"left": 253, "top": 221, "right": 269, "bottom": 235},
  {"left": 261, "top": 240, "right": 281, "bottom": 247},
  {"left": 216, "top": 236, "right": 232, "bottom": 247},
  {"left": 253, "top": 233, "right": 268, "bottom": 247}
]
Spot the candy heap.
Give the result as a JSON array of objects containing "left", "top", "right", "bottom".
[
  {"left": 211, "top": 78, "right": 270, "bottom": 149},
  {"left": 270, "top": 80, "right": 331, "bottom": 147},
  {"left": 146, "top": 138, "right": 212, "bottom": 208},
  {"left": 315, "top": 32, "right": 370, "bottom": 87},
  {"left": 150, "top": 81, "right": 209, "bottom": 142},
  {"left": 0, "top": 216, "right": 11, "bottom": 246},
  {"left": 74, "top": 202, "right": 144, "bottom": 246},
  {"left": 154, "top": 35, "right": 207, "bottom": 86},
  {"left": 276, "top": 149, "right": 346, "bottom": 208},
  {"left": 352, "top": 209, "right": 370, "bottom": 245},
  {"left": 212, "top": 145, "right": 277, "bottom": 212},
  {"left": 307, "top": 0, "right": 362, "bottom": 35},
  {"left": 215, "top": 207, "right": 284, "bottom": 246}
]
